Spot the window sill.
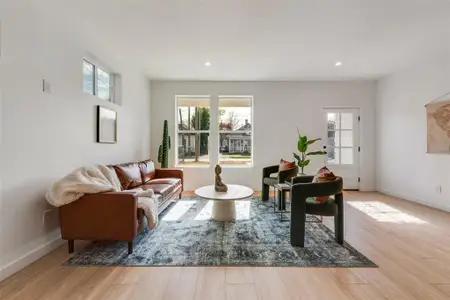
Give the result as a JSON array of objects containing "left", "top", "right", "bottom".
[
  {"left": 174, "top": 165, "right": 211, "bottom": 169},
  {"left": 220, "top": 164, "right": 253, "bottom": 169}
]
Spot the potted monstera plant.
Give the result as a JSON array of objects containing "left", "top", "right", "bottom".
[{"left": 293, "top": 132, "right": 327, "bottom": 175}]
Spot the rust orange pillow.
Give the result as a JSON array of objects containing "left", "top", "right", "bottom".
[
  {"left": 312, "top": 166, "right": 336, "bottom": 203},
  {"left": 279, "top": 159, "right": 296, "bottom": 171}
]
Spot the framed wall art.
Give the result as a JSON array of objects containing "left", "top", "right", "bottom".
[{"left": 97, "top": 106, "right": 117, "bottom": 143}]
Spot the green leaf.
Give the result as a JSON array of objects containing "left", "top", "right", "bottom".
[
  {"left": 302, "top": 159, "right": 310, "bottom": 167},
  {"left": 307, "top": 138, "right": 321, "bottom": 145},
  {"left": 298, "top": 136, "right": 308, "bottom": 152},
  {"left": 293, "top": 153, "right": 301, "bottom": 162},
  {"left": 306, "top": 151, "right": 326, "bottom": 156}
]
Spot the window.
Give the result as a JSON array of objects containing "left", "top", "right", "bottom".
[
  {"left": 97, "top": 68, "right": 111, "bottom": 101},
  {"left": 176, "top": 96, "right": 210, "bottom": 166},
  {"left": 83, "top": 60, "right": 95, "bottom": 95},
  {"left": 83, "top": 59, "right": 114, "bottom": 102},
  {"left": 218, "top": 96, "right": 253, "bottom": 166}
]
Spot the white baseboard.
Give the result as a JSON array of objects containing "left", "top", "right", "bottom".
[
  {"left": 377, "top": 187, "right": 450, "bottom": 213},
  {"left": 0, "top": 235, "right": 64, "bottom": 282}
]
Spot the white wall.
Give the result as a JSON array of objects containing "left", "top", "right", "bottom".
[
  {"left": 0, "top": 3, "right": 151, "bottom": 280},
  {"left": 150, "top": 81, "right": 376, "bottom": 192},
  {"left": 376, "top": 55, "right": 450, "bottom": 211}
]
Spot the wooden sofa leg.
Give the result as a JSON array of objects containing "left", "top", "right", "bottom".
[
  {"left": 68, "top": 240, "right": 74, "bottom": 254},
  {"left": 128, "top": 241, "right": 133, "bottom": 255}
]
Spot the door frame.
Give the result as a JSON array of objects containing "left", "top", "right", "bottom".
[{"left": 322, "top": 107, "right": 361, "bottom": 190}]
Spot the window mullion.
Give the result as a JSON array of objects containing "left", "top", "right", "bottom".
[{"left": 94, "top": 66, "right": 98, "bottom": 96}]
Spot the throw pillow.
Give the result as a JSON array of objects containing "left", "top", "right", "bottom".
[
  {"left": 279, "top": 159, "right": 296, "bottom": 171},
  {"left": 312, "top": 166, "right": 337, "bottom": 203}
]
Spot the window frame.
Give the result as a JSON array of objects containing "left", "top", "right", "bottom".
[
  {"left": 175, "top": 95, "right": 211, "bottom": 168},
  {"left": 82, "top": 59, "right": 115, "bottom": 103},
  {"left": 218, "top": 95, "right": 254, "bottom": 168}
]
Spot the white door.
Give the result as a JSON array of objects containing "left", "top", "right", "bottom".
[{"left": 323, "top": 108, "right": 360, "bottom": 190}]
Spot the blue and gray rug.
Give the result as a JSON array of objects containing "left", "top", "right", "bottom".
[{"left": 65, "top": 197, "right": 376, "bottom": 267}]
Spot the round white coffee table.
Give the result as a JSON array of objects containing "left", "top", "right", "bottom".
[{"left": 194, "top": 184, "right": 254, "bottom": 221}]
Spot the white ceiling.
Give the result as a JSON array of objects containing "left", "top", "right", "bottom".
[{"left": 55, "top": 0, "right": 450, "bottom": 80}]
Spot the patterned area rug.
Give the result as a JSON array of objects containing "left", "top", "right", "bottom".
[{"left": 65, "top": 197, "right": 376, "bottom": 267}]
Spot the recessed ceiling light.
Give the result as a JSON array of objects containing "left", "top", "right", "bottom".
[
  {"left": 205, "top": 61, "right": 211, "bottom": 67},
  {"left": 335, "top": 61, "right": 342, "bottom": 67}
]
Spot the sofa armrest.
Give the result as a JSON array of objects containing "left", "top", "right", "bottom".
[
  {"left": 155, "top": 168, "right": 184, "bottom": 186},
  {"left": 59, "top": 192, "right": 138, "bottom": 241}
]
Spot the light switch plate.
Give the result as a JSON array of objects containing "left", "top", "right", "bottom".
[{"left": 42, "top": 79, "right": 51, "bottom": 94}]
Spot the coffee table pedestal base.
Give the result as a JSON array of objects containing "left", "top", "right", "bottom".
[{"left": 212, "top": 200, "right": 236, "bottom": 221}]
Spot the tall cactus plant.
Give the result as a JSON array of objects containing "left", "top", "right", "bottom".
[{"left": 157, "top": 120, "right": 171, "bottom": 168}]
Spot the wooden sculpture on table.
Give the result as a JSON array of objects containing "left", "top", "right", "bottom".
[{"left": 214, "top": 164, "right": 228, "bottom": 192}]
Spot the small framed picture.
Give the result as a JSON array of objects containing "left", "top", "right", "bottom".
[{"left": 97, "top": 106, "right": 117, "bottom": 143}]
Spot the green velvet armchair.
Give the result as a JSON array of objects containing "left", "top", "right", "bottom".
[
  {"left": 261, "top": 164, "right": 299, "bottom": 201},
  {"left": 290, "top": 176, "right": 344, "bottom": 247}
]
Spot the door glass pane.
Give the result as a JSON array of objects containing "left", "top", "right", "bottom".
[
  {"left": 340, "top": 130, "right": 353, "bottom": 147},
  {"left": 327, "top": 147, "right": 340, "bottom": 164},
  {"left": 341, "top": 148, "right": 353, "bottom": 164},
  {"left": 327, "top": 113, "right": 338, "bottom": 130},
  {"left": 327, "top": 130, "right": 339, "bottom": 147},
  {"left": 341, "top": 113, "right": 353, "bottom": 129}
]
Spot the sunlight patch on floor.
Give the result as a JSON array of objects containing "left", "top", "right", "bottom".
[
  {"left": 194, "top": 201, "right": 214, "bottom": 220},
  {"left": 161, "top": 201, "right": 196, "bottom": 221},
  {"left": 235, "top": 200, "right": 251, "bottom": 220},
  {"left": 194, "top": 200, "right": 251, "bottom": 220},
  {"left": 348, "top": 201, "right": 427, "bottom": 224}
]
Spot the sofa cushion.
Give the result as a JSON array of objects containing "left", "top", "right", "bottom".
[
  {"left": 139, "top": 159, "right": 156, "bottom": 183},
  {"left": 141, "top": 178, "right": 182, "bottom": 199},
  {"left": 142, "top": 184, "right": 172, "bottom": 199},
  {"left": 148, "top": 178, "right": 181, "bottom": 186},
  {"left": 113, "top": 162, "right": 143, "bottom": 190}
]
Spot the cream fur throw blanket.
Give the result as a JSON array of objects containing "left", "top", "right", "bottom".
[{"left": 46, "top": 164, "right": 158, "bottom": 229}]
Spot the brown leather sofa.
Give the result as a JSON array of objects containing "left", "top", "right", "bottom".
[{"left": 58, "top": 159, "right": 183, "bottom": 254}]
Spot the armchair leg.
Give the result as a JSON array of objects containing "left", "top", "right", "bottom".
[
  {"left": 290, "top": 213, "right": 306, "bottom": 247},
  {"left": 128, "top": 241, "right": 133, "bottom": 255},
  {"left": 290, "top": 197, "right": 306, "bottom": 247},
  {"left": 335, "top": 193, "right": 344, "bottom": 244},
  {"left": 262, "top": 183, "right": 270, "bottom": 201},
  {"left": 68, "top": 240, "right": 74, "bottom": 254}
]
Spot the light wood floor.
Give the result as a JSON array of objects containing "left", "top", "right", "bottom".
[{"left": 2, "top": 191, "right": 450, "bottom": 300}]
